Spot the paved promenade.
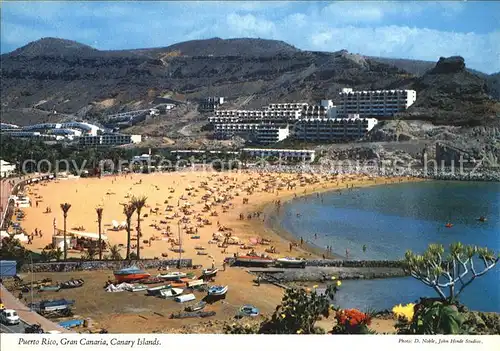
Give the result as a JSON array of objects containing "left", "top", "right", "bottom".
[{"left": 0, "top": 283, "right": 69, "bottom": 333}]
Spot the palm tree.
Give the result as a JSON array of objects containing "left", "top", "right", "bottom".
[
  {"left": 131, "top": 195, "right": 147, "bottom": 260},
  {"left": 60, "top": 203, "right": 72, "bottom": 260},
  {"left": 108, "top": 244, "right": 122, "bottom": 260},
  {"left": 123, "top": 203, "right": 136, "bottom": 260},
  {"left": 96, "top": 207, "right": 104, "bottom": 260}
]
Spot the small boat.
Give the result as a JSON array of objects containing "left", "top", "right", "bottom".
[
  {"left": 60, "top": 279, "right": 84, "bottom": 289},
  {"left": 30, "top": 299, "right": 75, "bottom": 313},
  {"left": 157, "top": 272, "right": 187, "bottom": 280},
  {"left": 185, "top": 301, "right": 207, "bottom": 312},
  {"left": 238, "top": 305, "right": 259, "bottom": 317},
  {"left": 39, "top": 285, "right": 61, "bottom": 292},
  {"left": 160, "top": 288, "right": 184, "bottom": 298},
  {"left": 58, "top": 319, "right": 84, "bottom": 329},
  {"left": 202, "top": 268, "right": 218, "bottom": 279},
  {"left": 194, "top": 246, "right": 206, "bottom": 250},
  {"left": 235, "top": 255, "right": 275, "bottom": 266},
  {"left": 276, "top": 257, "right": 306, "bottom": 268},
  {"left": 191, "top": 235, "right": 201, "bottom": 239},
  {"left": 174, "top": 293, "right": 196, "bottom": 303},
  {"left": 187, "top": 279, "right": 206, "bottom": 288},
  {"left": 114, "top": 266, "right": 151, "bottom": 283},
  {"left": 445, "top": 223, "right": 453, "bottom": 228},
  {"left": 208, "top": 285, "right": 228, "bottom": 296},
  {"left": 477, "top": 216, "right": 487, "bottom": 222},
  {"left": 136, "top": 277, "right": 165, "bottom": 285},
  {"left": 125, "top": 284, "right": 148, "bottom": 292},
  {"left": 197, "top": 251, "right": 208, "bottom": 255},
  {"left": 147, "top": 284, "right": 172, "bottom": 296}
]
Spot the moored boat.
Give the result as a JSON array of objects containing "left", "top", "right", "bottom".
[
  {"left": 113, "top": 266, "right": 151, "bottom": 283},
  {"left": 39, "top": 285, "right": 61, "bottom": 292},
  {"left": 60, "top": 279, "right": 84, "bottom": 289},
  {"left": 185, "top": 301, "right": 207, "bottom": 312},
  {"left": 146, "top": 284, "right": 172, "bottom": 296},
  {"left": 157, "top": 272, "right": 187, "bottom": 280},
  {"left": 201, "top": 268, "right": 218, "bottom": 279},
  {"left": 174, "top": 293, "right": 196, "bottom": 303},
  {"left": 238, "top": 305, "right": 259, "bottom": 317},
  {"left": 234, "top": 255, "right": 275, "bottom": 266},
  {"left": 276, "top": 257, "right": 306, "bottom": 268},
  {"left": 125, "top": 284, "right": 148, "bottom": 292},
  {"left": 160, "top": 288, "right": 184, "bottom": 298},
  {"left": 207, "top": 285, "right": 228, "bottom": 296}
]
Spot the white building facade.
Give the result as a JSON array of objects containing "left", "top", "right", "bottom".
[
  {"left": 339, "top": 88, "right": 417, "bottom": 117},
  {"left": 79, "top": 134, "right": 142, "bottom": 147},
  {"left": 294, "top": 116, "right": 378, "bottom": 142},
  {"left": 0, "top": 160, "right": 16, "bottom": 178},
  {"left": 241, "top": 148, "right": 316, "bottom": 162}
]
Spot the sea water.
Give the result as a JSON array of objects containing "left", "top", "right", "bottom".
[{"left": 280, "top": 181, "right": 500, "bottom": 312}]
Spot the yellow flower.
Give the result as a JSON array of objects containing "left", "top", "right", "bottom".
[
  {"left": 392, "top": 303, "right": 415, "bottom": 321},
  {"left": 336, "top": 280, "right": 342, "bottom": 287},
  {"left": 331, "top": 276, "right": 336, "bottom": 280},
  {"left": 297, "top": 329, "right": 303, "bottom": 334},
  {"left": 281, "top": 314, "right": 286, "bottom": 319},
  {"left": 313, "top": 285, "right": 319, "bottom": 289}
]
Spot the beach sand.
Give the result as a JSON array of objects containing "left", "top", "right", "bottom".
[{"left": 14, "top": 170, "right": 416, "bottom": 333}]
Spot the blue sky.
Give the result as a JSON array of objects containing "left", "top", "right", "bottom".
[{"left": 2, "top": 1, "right": 499, "bottom": 73}]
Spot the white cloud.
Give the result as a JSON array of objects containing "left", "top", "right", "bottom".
[{"left": 226, "top": 13, "right": 276, "bottom": 37}]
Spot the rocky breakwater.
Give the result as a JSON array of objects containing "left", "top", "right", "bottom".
[
  {"left": 252, "top": 266, "right": 407, "bottom": 283},
  {"left": 248, "top": 260, "right": 407, "bottom": 283}
]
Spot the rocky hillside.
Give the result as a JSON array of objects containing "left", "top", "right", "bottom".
[
  {"left": 397, "top": 56, "right": 500, "bottom": 126},
  {"left": 1, "top": 38, "right": 497, "bottom": 127}
]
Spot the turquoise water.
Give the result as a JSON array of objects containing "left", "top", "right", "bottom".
[{"left": 280, "top": 181, "right": 500, "bottom": 312}]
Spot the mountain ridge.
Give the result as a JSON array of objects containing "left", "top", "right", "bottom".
[{"left": 1, "top": 37, "right": 498, "bottom": 127}]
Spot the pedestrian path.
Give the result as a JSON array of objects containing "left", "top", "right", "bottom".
[{"left": 0, "top": 283, "right": 68, "bottom": 333}]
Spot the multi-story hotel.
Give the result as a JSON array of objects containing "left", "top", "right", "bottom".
[
  {"left": 213, "top": 123, "right": 290, "bottom": 144},
  {"left": 294, "top": 115, "right": 378, "bottom": 142},
  {"left": 199, "top": 97, "right": 225, "bottom": 112},
  {"left": 241, "top": 148, "right": 316, "bottom": 162},
  {"left": 338, "top": 88, "right": 417, "bottom": 117},
  {"left": 79, "top": 134, "right": 142, "bottom": 147}
]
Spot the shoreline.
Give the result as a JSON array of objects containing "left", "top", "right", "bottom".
[{"left": 248, "top": 176, "right": 426, "bottom": 260}]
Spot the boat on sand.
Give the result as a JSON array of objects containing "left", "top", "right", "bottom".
[
  {"left": 157, "top": 272, "right": 187, "bottom": 280},
  {"left": 276, "top": 257, "right": 306, "bottom": 268},
  {"left": 207, "top": 285, "right": 228, "bottom": 296},
  {"left": 160, "top": 288, "right": 184, "bottom": 298},
  {"left": 113, "top": 266, "right": 151, "bottom": 283}
]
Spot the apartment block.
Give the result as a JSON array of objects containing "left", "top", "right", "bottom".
[
  {"left": 79, "top": 134, "right": 142, "bottom": 147},
  {"left": 339, "top": 88, "right": 417, "bottom": 117},
  {"left": 294, "top": 116, "right": 378, "bottom": 142},
  {"left": 214, "top": 123, "right": 290, "bottom": 144},
  {"left": 241, "top": 148, "right": 316, "bottom": 162}
]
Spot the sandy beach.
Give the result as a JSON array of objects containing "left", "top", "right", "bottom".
[
  {"left": 11, "top": 170, "right": 418, "bottom": 333},
  {"left": 20, "top": 170, "right": 415, "bottom": 263}
]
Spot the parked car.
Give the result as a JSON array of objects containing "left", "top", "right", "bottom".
[{"left": 0, "top": 309, "right": 20, "bottom": 325}]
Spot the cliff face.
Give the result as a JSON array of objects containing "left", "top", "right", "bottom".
[{"left": 399, "top": 56, "right": 500, "bottom": 126}]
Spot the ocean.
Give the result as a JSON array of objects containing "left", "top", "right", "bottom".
[{"left": 279, "top": 181, "right": 500, "bottom": 312}]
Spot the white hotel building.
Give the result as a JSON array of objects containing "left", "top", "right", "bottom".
[
  {"left": 339, "top": 88, "right": 417, "bottom": 117},
  {"left": 294, "top": 115, "right": 378, "bottom": 142},
  {"left": 213, "top": 123, "right": 290, "bottom": 144},
  {"left": 79, "top": 134, "right": 142, "bottom": 147},
  {"left": 241, "top": 148, "right": 316, "bottom": 162}
]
